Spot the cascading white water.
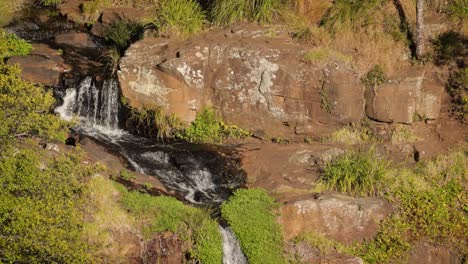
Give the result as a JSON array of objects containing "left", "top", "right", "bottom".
[
  {"left": 220, "top": 227, "right": 248, "bottom": 264},
  {"left": 56, "top": 76, "right": 247, "bottom": 262}
]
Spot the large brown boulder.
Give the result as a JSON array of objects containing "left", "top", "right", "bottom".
[
  {"left": 118, "top": 27, "right": 365, "bottom": 137},
  {"left": 55, "top": 32, "right": 98, "bottom": 54},
  {"left": 365, "top": 67, "right": 442, "bottom": 124},
  {"left": 6, "top": 44, "right": 71, "bottom": 86},
  {"left": 279, "top": 193, "right": 393, "bottom": 244}
]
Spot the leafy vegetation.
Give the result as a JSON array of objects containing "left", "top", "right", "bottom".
[
  {"left": 0, "top": 144, "right": 103, "bottom": 263},
  {"left": 318, "top": 149, "right": 389, "bottom": 196},
  {"left": 362, "top": 64, "right": 386, "bottom": 89},
  {"left": 0, "top": 64, "right": 69, "bottom": 145},
  {"left": 177, "top": 108, "right": 251, "bottom": 143},
  {"left": 116, "top": 185, "right": 223, "bottom": 264},
  {"left": 126, "top": 107, "right": 183, "bottom": 140},
  {"left": 221, "top": 188, "right": 286, "bottom": 264},
  {"left": 211, "top": 0, "right": 283, "bottom": 26},
  {"left": 432, "top": 31, "right": 467, "bottom": 65},
  {"left": 0, "top": 30, "right": 32, "bottom": 59},
  {"left": 153, "top": 0, "right": 205, "bottom": 36},
  {"left": 38, "top": 0, "right": 63, "bottom": 7}
]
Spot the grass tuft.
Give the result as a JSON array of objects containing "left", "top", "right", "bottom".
[
  {"left": 210, "top": 0, "right": 283, "bottom": 26},
  {"left": 153, "top": 0, "right": 205, "bottom": 36}
]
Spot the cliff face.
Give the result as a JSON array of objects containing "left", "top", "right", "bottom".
[{"left": 117, "top": 26, "right": 444, "bottom": 137}]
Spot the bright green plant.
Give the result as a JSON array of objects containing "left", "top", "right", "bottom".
[
  {"left": 362, "top": 64, "right": 386, "bottom": 88},
  {"left": 153, "top": 0, "right": 205, "bottom": 36},
  {"left": 318, "top": 149, "right": 389, "bottom": 196},
  {"left": 0, "top": 30, "right": 32, "bottom": 59},
  {"left": 0, "top": 64, "right": 69, "bottom": 146},
  {"left": 116, "top": 186, "right": 223, "bottom": 263},
  {"left": 0, "top": 146, "right": 102, "bottom": 263},
  {"left": 221, "top": 188, "right": 286, "bottom": 264},
  {"left": 211, "top": 0, "right": 283, "bottom": 26},
  {"left": 321, "top": 0, "right": 383, "bottom": 33}
]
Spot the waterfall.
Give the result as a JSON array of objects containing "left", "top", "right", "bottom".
[
  {"left": 56, "top": 76, "right": 248, "bottom": 262},
  {"left": 221, "top": 226, "right": 248, "bottom": 264}
]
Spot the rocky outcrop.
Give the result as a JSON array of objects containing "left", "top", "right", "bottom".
[
  {"left": 118, "top": 27, "right": 364, "bottom": 137},
  {"left": 279, "top": 193, "right": 393, "bottom": 244},
  {"left": 145, "top": 232, "right": 186, "bottom": 264},
  {"left": 365, "top": 68, "right": 443, "bottom": 124},
  {"left": 6, "top": 44, "right": 71, "bottom": 86}
]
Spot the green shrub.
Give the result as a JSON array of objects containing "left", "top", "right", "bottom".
[
  {"left": 177, "top": 107, "right": 251, "bottom": 143},
  {"left": 221, "top": 188, "right": 286, "bottom": 264},
  {"left": 38, "top": 0, "right": 63, "bottom": 7},
  {"left": 432, "top": 31, "right": 467, "bottom": 65},
  {"left": 127, "top": 107, "right": 183, "bottom": 140},
  {"left": 362, "top": 64, "right": 386, "bottom": 88},
  {"left": 210, "top": 0, "right": 283, "bottom": 26},
  {"left": 447, "top": 0, "right": 468, "bottom": 20},
  {"left": 153, "top": 0, "right": 205, "bottom": 36},
  {"left": 321, "top": 0, "right": 383, "bottom": 33},
  {"left": 0, "top": 64, "right": 69, "bottom": 145},
  {"left": 117, "top": 187, "right": 223, "bottom": 263},
  {"left": 0, "top": 146, "right": 100, "bottom": 263},
  {"left": 318, "top": 149, "right": 389, "bottom": 196},
  {"left": 0, "top": 30, "right": 32, "bottom": 59}
]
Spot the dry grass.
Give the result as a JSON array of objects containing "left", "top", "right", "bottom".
[
  {"left": 291, "top": 0, "right": 332, "bottom": 25},
  {"left": 391, "top": 125, "right": 418, "bottom": 144},
  {"left": 323, "top": 127, "right": 370, "bottom": 145}
]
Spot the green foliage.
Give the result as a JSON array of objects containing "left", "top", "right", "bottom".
[
  {"left": 391, "top": 125, "right": 418, "bottom": 144},
  {"left": 101, "top": 47, "right": 121, "bottom": 76},
  {"left": 104, "top": 20, "right": 143, "bottom": 52},
  {"left": 0, "top": 146, "right": 101, "bottom": 263},
  {"left": 210, "top": 0, "right": 283, "bottom": 26},
  {"left": 153, "top": 0, "right": 205, "bottom": 36},
  {"left": 221, "top": 188, "right": 286, "bottom": 264},
  {"left": 178, "top": 108, "right": 251, "bottom": 143},
  {"left": 318, "top": 149, "right": 389, "bottom": 196},
  {"left": 119, "top": 169, "right": 135, "bottom": 181},
  {"left": 321, "top": 0, "right": 383, "bottom": 33},
  {"left": 362, "top": 64, "right": 386, "bottom": 88},
  {"left": 0, "top": 64, "right": 69, "bottom": 145},
  {"left": 117, "top": 186, "right": 223, "bottom": 263},
  {"left": 0, "top": 30, "right": 32, "bottom": 59},
  {"left": 447, "top": 67, "right": 468, "bottom": 122},
  {"left": 447, "top": 0, "right": 468, "bottom": 20}
]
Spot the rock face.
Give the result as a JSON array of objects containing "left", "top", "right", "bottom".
[
  {"left": 365, "top": 68, "right": 442, "bottom": 124},
  {"left": 118, "top": 27, "right": 364, "bottom": 136},
  {"left": 145, "top": 232, "right": 186, "bottom": 264},
  {"left": 55, "top": 32, "right": 98, "bottom": 54},
  {"left": 6, "top": 44, "right": 70, "bottom": 86},
  {"left": 409, "top": 243, "right": 461, "bottom": 264},
  {"left": 279, "top": 193, "right": 393, "bottom": 243}
]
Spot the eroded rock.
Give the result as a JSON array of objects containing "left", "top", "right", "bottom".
[
  {"left": 55, "top": 32, "right": 98, "bottom": 54},
  {"left": 279, "top": 193, "right": 393, "bottom": 244},
  {"left": 118, "top": 28, "right": 364, "bottom": 137},
  {"left": 409, "top": 242, "right": 461, "bottom": 264},
  {"left": 145, "top": 232, "right": 186, "bottom": 264}
]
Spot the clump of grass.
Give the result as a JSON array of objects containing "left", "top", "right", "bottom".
[
  {"left": 104, "top": 20, "right": 144, "bottom": 52},
  {"left": 294, "top": 231, "right": 348, "bottom": 257},
  {"left": 324, "top": 126, "right": 372, "bottom": 145},
  {"left": 318, "top": 149, "right": 389, "bottom": 196},
  {"left": 320, "top": 0, "right": 384, "bottom": 33},
  {"left": 391, "top": 125, "right": 418, "bottom": 144},
  {"left": 116, "top": 185, "right": 223, "bottom": 263},
  {"left": 100, "top": 47, "right": 121, "bottom": 76},
  {"left": 153, "top": 0, "right": 205, "bottom": 36},
  {"left": 38, "top": 0, "right": 63, "bottom": 7},
  {"left": 221, "top": 188, "right": 286, "bottom": 264},
  {"left": 127, "top": 107, "right": 183, "bottom": 141},
  {"left": 210, "top": 0, "right": 283, "bottom": 26},
  {"left": 303, "top": 47, "right": 351, "bottom": 64},
  {"left": 362, "top": 64, "right": 386, "bottom": 89}
]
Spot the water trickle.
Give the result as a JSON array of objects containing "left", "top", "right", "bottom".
[{"left": 221, "top": 226, "right": 248, "bottom": 264}]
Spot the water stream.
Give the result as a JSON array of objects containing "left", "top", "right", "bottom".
[{"left": 55, "top": 77, "right": 247, "bottom": 263}]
